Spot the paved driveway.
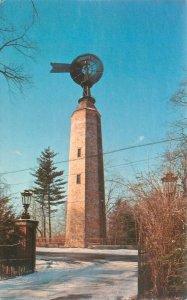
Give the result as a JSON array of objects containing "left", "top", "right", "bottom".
[{"left": 37, "top": 249, "right": 138, "bottom": 300}]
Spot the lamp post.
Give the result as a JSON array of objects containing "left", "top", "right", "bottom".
[
  {"left": 21, "top": 190, "right": 32, "bottom": 219},
  {"left": 161, "top": 171, "right": 178, "bottom": 200}
]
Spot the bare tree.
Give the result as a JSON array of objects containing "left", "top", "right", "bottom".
[
  {"left": 105, "top": 176, "right": 126, "bottom": 216},
  {"left": 136, "top": 193, "right": 186, "bottom": 297},
  {"left": 171, "top": 80, "right": 187, "bottom": 107},
  {"left": 105, "top": 175, "right": 137, "bottom": 245},
  {"left": 128, "top": 172, "right": 186, "bottom": 298},
  {"left": 169, "top": 78, "right": 187, "bottom": 197},
  {"left": 107, "top": 198, "right": 136, "bottom": 245},
  {"left": 0, "top": 1, "right": 37, "bottom": 92}
]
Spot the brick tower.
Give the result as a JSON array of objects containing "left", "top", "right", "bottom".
[{"left": 65, "top": 96, "right": 106, "bottom": 247}]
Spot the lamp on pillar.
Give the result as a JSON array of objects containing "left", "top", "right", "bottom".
[
  {"left": 161, "top": 171, "right": 178, "bottom": 200},
  {"left": 21, "top": 190, "right": 32, "bottom": 219}
]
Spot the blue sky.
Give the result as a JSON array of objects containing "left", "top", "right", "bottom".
[{"left": 0, "top": 0, "right": 186, "bottom": 208}]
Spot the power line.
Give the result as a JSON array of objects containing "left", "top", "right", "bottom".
[
  {"left": 0, "top": 167, "right": 34, "bottom": 175},
  {"left": 0, "top": 137, "right": 181, "bottom": 176},
  {"left": 8, "top": 152, "right": 167, "bottom": 198},
  {"left": 102, "top": 137, "right": 180, "bottom": 156},
  {"left": 6, "top": 154, "right": 164, "bottom": 187},
  {"left": 55, "top": 137, "right": 180, "bottom": 164},
  {"left": 7, "top": 181, "right": 35, "bottom": 186},
  {"left": 105, "top": 154, "right": 164, "bottom": 170}
]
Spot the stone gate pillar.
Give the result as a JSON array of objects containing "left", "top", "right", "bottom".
[{"left": 15, "top": 219, "right": 38, "bottom": 272}]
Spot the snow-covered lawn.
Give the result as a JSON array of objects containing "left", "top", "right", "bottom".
[{"left": 0, "top": 248, "right": 138, "bottom": 300}]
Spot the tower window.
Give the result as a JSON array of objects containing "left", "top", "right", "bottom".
[
  {"left": 77, "top": 148, "right": 81, "bottom": 157},
  {"left": 77, "top": 174, "right": 81, "bottom": 184}
]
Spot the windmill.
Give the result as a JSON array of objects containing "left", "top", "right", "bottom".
[{"left": 50, "top": 53, "right": 104, "bottom": 99}]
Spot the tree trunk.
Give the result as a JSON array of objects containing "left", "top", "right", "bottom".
[
  {"left": 48, "top": 194, "right": 52, "bottom": 238},
  {"left": 43, "top": 209, "right": 46, "bottom": 238},
  {"left": 41, "top": 198, "right": 46, "bottom": 238}
]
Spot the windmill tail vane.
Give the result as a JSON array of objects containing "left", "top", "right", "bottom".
[{"left": 50, "top": 63, "right": 71, "bottom": 73}]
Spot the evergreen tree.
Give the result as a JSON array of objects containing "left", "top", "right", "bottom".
[
  {"left": 0, "top": 179, "right": 22, "bottom": 261},
  {"left": 0, "top": 195, "right": 20, "bottom": 245},
  {"left": 32, "top": 147, "right": 66, "bottom": 238}
]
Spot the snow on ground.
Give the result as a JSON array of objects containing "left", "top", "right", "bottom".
[{"left": 0, "top": 248, "right": 138, "bottom": 300}]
